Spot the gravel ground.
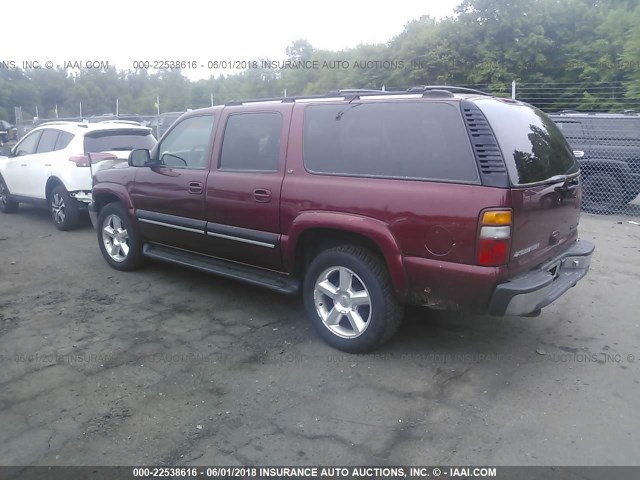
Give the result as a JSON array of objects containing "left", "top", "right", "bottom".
[{"left": 0, "top": 206, "right": 638, "bottom": 466}]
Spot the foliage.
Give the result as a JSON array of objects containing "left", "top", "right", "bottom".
[{"left": 1, "top": 0, "right": 639, "bottom": 121}]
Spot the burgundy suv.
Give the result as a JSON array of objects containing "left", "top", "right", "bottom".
[{"left": 90, "top": 87, "right": 595, "bottom": 352}]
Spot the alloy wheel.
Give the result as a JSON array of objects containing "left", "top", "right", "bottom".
[
  {"left": 313, "top": 266, "right": 372, "bottom": 338},
  {"left": 51, "top": 193, "right": 66, "bottom": 224},
  {"left": 0, "top": 182, "right": 7, "bottom": 208},
  {"left": 102, "top": 214, "right": 130, "bottom": 262}
]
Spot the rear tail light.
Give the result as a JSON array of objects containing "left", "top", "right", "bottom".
[
  {"left": 477, "top": 210, "right": 512, "bottom": 266},
  {"left": 68, "top": 152, "right": 118, "bottom": 167}
]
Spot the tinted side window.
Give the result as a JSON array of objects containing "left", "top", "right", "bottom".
[
  {"left": 158, "top": 115, "right": 214, "bottom": 169},
  {"left": 14, "top": 130, "right": 42, "bottom": 156},
  {"left": 36, "top": 129, "right": 60, "bottom": 153},
  {"left": 54, "top": 131, "right": 74, "bottom": 151},
  {"left": 220, "top": 112, "right": 282, "bottom": 172},
  {"left": 303, "top": 102, "right": 479, "bottom": 183}
]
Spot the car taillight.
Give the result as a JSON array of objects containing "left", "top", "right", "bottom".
[
  {"left": 477, "top": 210, "right": 512, "bottom": 267},
  {"left": 68, "top": 153, "right": 118, "bottom": 167}
]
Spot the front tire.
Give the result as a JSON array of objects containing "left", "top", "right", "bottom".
[
  {"left": 303, "top": 245, "right": 404, "bottom": 353},
  {"left": 97, "top": 202, "right": 144, "bottom": 271},
  {"left": 50, "top": 185, "right": 80, "bottom": 230},
  {"left": 0, "top": 176, "right": 19, "bottom": 213}
]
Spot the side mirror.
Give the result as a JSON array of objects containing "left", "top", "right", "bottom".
[{"left": 128, "top": 149, "right": 151, "bottom": 167}]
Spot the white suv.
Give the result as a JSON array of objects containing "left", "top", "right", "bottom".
[{"left": 0, "top": 121, "right": 156, "bottom": 230}]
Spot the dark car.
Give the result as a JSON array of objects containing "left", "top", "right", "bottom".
[
  {"left": 0, "top": 120, "right": 17, "bottom": 145},
  {"left": 90, "top": 87, "right": 594, "bottom": 352},
  {"left": 549, "top": 111, "right": 640, "bottom": 213}
]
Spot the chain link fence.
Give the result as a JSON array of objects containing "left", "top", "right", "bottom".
[{"left": 462, "top": 81, "right": 640, "bottom": 216}]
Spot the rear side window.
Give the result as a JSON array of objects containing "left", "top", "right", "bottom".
[
  {"left": 55, "top": 131, "right": 74, "bottom": 151},
  {"left": 36, "top": 129, "right": 60, "bottom": 153},
  {"left": 477, "top": 100, "right": 579, "bottom": 185},
  {"left": 220, "top": 112, "right": 282, "bottom": 172},
  {"left": 84, "top": 129, "right": 156, "bottom": 153},
  {"left": 303, "top": 102, "right": 479, "bottom": 183}
]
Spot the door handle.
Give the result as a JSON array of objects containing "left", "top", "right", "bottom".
[
  {"left": 189, "top": 181, "right": 203, "bottom": 194},
  {"left": 21, "top": 163, "right": 27, "bottom": 167},
  {"left": 253, "top": 188, "right": 272, "bottom": 203}
]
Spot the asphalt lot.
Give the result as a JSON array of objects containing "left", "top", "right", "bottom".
[{"left": 0, "top": 206, "right": 638, "bottom": 466}]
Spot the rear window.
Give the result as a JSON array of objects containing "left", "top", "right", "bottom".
[
  {"left": 55, "top": 131, "right": 74, "bottom": 151},
  {"left": 303, "top": 102, "right": 479, "bottom": 183},
  {"left": 84, "top": 129, "right": 156, "bottom": 153},
  {"left": 478, "top": 100, "right": 578, "bottom": 185}
]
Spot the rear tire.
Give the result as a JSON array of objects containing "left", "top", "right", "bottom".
[
  {"left": 0, "top": 176, "right": 19, "bottom": 213},
  {"left": 97, "top": 202, "right": 144, "bottom": 271},
  {"left": 581, "top": 172, "right": 624, "bottom": 214},
  {"left": 50, "top": 185, "right": 80, "bottom": 230},
  {"left": 303, "top": 245, "right": 404, "bottom": 353}
]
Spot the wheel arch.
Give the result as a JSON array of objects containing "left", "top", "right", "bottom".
[
  {"left": 283, "top": 212, "right": 408, "bottom": 297},
  {"left": 93, "top": 184, "right": 134, "bottom": 214},
  {"left": 45, "top": 176, "right": 65, "bottom": 200}
]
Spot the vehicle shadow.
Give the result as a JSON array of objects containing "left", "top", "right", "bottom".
[
  {"left": 9, "top": 204, "right": 94, "bottom": 230},
  {"left": 381, "top": 305, "right": 543, "bottom": 363}
]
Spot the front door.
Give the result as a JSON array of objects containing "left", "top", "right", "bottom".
[
  {"left": 130, "top": 114, "right": 215, "bottom": 253},
  {"left": 3, "top": 129, "right": 43, "bottom": 197}
]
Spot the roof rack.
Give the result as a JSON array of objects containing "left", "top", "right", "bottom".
[
  {"left": 98, "top": 120, "right": 142, "bottom": 126},
  {"left": 406, "top": 85, "right": 491, "bottom": 96},
  {"left": 38, "top": 121, "right": 86, "bottom": 127},
  {"left": 225, "top": 94, "right": 329, "bottom": 106},
  {"left": 224, "top": 85, "right": 490, "bottom": 106},
  {"left": 326, "top": 89, "right": 386, "bottom": 95}
]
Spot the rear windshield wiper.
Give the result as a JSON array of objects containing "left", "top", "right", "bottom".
[
  {"left": 545, "top": 174, "right": 570, "bottom": 184},
  {"left": 541, "top": 171, "right": 580, "bottom": 185}
]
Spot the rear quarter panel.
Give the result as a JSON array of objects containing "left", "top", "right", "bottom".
[{"left": 281, "top": 103, "right": 511, "bottom": 304}]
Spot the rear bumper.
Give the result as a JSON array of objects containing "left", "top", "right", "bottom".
[
  {"left": 488, "top": 240, "right": 595, "bottom": 316},
  {"left": 88, "top": 202, "right": 98, "bottom": 229}
]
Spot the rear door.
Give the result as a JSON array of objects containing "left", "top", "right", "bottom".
[
  {"left": 477, "top": 100, "right": 582, "bottom": 273},
  {"left": 203, "top": 105, "right": 291, "bottom": 271}
]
